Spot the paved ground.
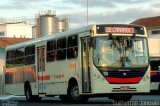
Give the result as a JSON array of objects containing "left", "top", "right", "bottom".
[{"left": 0, "top": 95, "right": 160, "bottom": 106}]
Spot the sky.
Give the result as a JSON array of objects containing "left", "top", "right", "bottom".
[{"left": 0, "top": 0, "right": 160, "bottom": 29}]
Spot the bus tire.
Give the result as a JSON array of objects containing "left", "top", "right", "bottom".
[
  {"left": 25, "top": 84, "right": 32, "bottom": 101},
  {"left": 67, "top": 82, "right": 88, "bottom": 103},
  {"left": 67, "top": 83, "right": 80, "bottom": 103}
]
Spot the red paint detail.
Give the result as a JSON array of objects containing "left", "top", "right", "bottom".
[
  {"left": 54, "top": 73, "right": 64, "bottom": 79},
  {"left": 38, "top": 75, "right": 50, "bottom": 80},
  {"left": 69, "top": 63, "right": 76, "bottom": 70},
  {"left": 105, "top": 77, "right": 142, "bottom": 84},
  {"left": 151, "top": 72, "right": 158, "bottom": 77}
]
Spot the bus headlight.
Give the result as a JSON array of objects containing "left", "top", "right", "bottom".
[{"left": 103, "top": 72, "right": 108, "bottom": 76}]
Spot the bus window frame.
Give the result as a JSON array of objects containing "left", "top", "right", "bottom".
[
  {"left": 46, "top": 40, "right": 57, "bottom": 62},
  {"left": 67, "top": 35, "right": 78, "bottom": 59},
  {"left": 56, "top": 37, "right": 67, "bottom": 61},
  {"left": 24, "top": 45, "right": 35, "bottom": 66}
]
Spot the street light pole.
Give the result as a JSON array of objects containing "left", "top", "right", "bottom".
[{"left": 87, "top": 0, "right": 88, "bottom": 25}]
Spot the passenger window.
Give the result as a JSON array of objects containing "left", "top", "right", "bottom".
[
  {"left": 25, "top": 56, "right": 35, "bottom": 65},
  {"left": 6, "top": 58, "right": 15, "bottom": 68},
  {"left": 7, "top": 50, "right": 15, "bottom": 59},
  {"left": 67, "top": 35, "right": 78, "bottom": 47},
  {"left": 47, "top": 40, "right": 56, "bottom": 62},
  {"left": 57, "top": 38, "right": 66, "bottom": 49},
  {"left": 14, "top": 48, "right": 25, "bottom": 67},
  {"left": 67, "top": 35, "right": 78, "bottom": 59},
  {"left": 25, "top": 45, "right": 35, "bottom": 56},
  {"left": 15, "top": 57, "right": 24, "bottom": 67},
  {"left": 25, "top": 45, "right": 35, "bottom": 65},
  {"left": 57, "top": 38, "right": 66, "bottom": 60},
  {"left": 6, "top": 50, "right": 15, "bottom": 68},
  {"left": 15, "top": 48, "right": 24, "bottom": 58}
]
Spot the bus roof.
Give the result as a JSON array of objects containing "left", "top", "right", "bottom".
[
  {"left": 6, "top": 24, "right": 145, "bottom": 50},
  {"left": 6, "top": 25, "right": 93, "bottom": 50}
]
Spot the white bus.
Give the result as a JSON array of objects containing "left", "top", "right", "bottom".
[
  {"left": 5, "top": 24, "right": 150, "bottom": 102},
  {"left": 148, "top": 38, "right": 160, "bottom": 93}
]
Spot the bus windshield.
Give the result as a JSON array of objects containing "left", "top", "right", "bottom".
[{"left": 93, "top": 36, "right": 149, "bottom": 68}]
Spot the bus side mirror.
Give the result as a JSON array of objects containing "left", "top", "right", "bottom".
[{"left": 89, "top": 37, "right": 96, "bottom": 48}]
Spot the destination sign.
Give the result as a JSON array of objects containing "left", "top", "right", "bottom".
[
  {"left": 96, "top": 25, "right": 145, "bottom": 35},
  {"left": 105, "top": 27, "right": 135, "bottom": 34}
]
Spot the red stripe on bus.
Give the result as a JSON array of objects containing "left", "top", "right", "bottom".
[
  {"left": 151, "top": 72, "right": 158, "bottom": 77},
  {"left": 105, "top": 77, "right": 142, "bottom": 84},
  {"left": 38, "top": 75, "right": 50, "bottom": 80}
]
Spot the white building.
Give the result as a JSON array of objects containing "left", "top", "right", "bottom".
[
  {"left": 131, "top": 16, "right": 160, "bottom": 70},
  {"left": 0, "top": 22, "right": 33, "bottom": 38},
  {"left": 131, "top": 16, "right": 160, "bottom": 38}
]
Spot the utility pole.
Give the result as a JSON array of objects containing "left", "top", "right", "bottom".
[{"left": 87, "top": 0, "right": 88, "bottom": 25}]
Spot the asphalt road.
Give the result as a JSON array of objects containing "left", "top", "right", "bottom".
[{"left": 1, "top": 95, "right": 160, "bottom": 106}]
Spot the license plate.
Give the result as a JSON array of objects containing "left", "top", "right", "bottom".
[{"left": 120, "top": 86, "right": 130, "bottom": 90}]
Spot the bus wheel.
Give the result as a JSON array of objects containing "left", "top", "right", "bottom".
[
  {"left": 68, "top": 83, "right": 80, "bottom": 103},
  {"left": 25, "top": 84, "right": 32, "bottom": 101},
  {"left": 68, "top": 83, "right": 89, "bottom": 103}
]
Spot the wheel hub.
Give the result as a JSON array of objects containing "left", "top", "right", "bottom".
[{"left": 71, "top": 86, "right": 79, "bottom": 99}]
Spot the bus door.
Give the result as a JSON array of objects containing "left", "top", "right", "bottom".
[
  {"left": 37, "top": 46, "right": 46, "bottom": 96},
  {"left": 81, "top": 37, "right": 91, "bottom": 93}
]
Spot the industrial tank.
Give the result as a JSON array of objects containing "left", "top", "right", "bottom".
[
  {"left": 32, "top": 26, "right": 37, "bottom": 38},
  {"left": 37, "top": 15, "right": 58, "bottom": 37},
  {"left": 58, "top": 18, "right": 68, "bottom": 32},
  {"left": 35, "top": 10, "right": 69, "bottom": 38}
]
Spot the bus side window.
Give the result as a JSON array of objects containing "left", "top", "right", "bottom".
[
  {"left": 57, "top": 37, "right": 66, "bottom": 60},
  {"left": 15, "top": 47, "right": 24, "bottom": 67},
  {"left": 67, "top": 35, "right": 78, "bottom": 59},
  {"left": 6, "top": 50, "right": 15, "bottom": 68},
  {"left": 47, "top": 40, "right": 56, "bottom": 62},
  {"left": 25, "top": 45, "right": 35, "bottom": 65}
]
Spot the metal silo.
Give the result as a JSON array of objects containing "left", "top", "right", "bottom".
[
  {"left": 32, "top": 26, "right": 37, "bottom": 38},
  {"left": 58, "top": 18, "right": 69, "bottom": 32},
  {"left": 39, "top": 15, "right": 58, "bottom": 37},
  {"left": 35, "top": 10, "right": 69, "bottom": 38},
  {"left": 36, "top": 11, "right": 57, "bottom": 37}
]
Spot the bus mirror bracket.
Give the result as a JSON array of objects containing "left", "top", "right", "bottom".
[
  {"left": 132, "top": 33, "right": 135, "bottom": 38},
  {"left": 89, "top": 37, "right": 96, "bottom": 48},
  {"left": 108, "top": 33, "right": 113, "bottom": 40}
]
